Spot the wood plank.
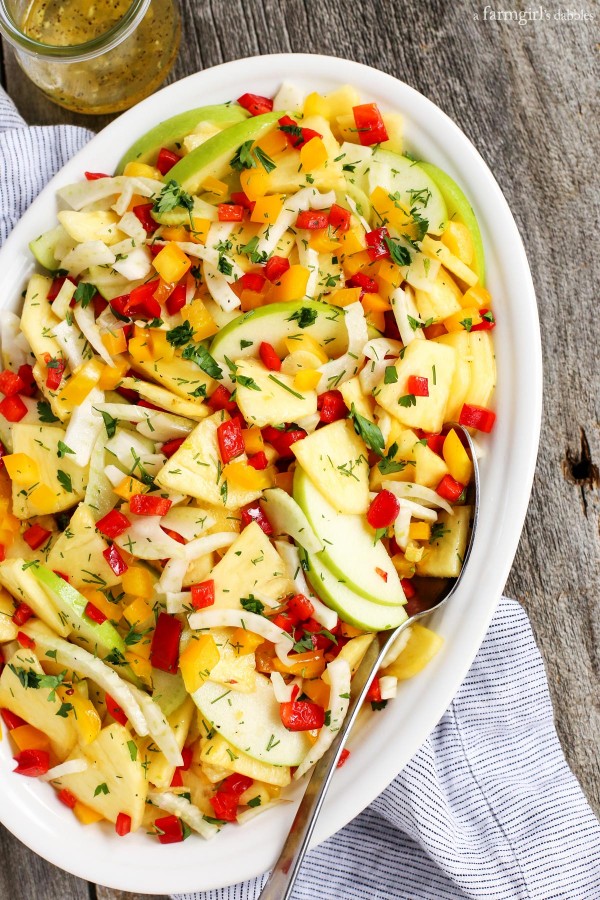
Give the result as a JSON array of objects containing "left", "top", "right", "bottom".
[{"left": 0, "top": 1, "right": 598, "bottom": 897}]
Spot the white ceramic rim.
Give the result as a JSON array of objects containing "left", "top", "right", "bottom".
[{"left": 0, "top": 53, "right": 542, "bottom": 894}]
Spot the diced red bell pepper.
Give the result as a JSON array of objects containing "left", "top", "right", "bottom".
[
  {"left": 261, "top": 425, "right": 307, "bottom": 458},
  {"left": 12, "top": 602, "right": 33, "bottom": 626},
  {"left": 217, "top": 418, "right": 245, "bottom": 464},
  {"left": 436, "top": 474, "right": 465, "bottom": 503},
  {"left": 287, "top": 593, "right": 314, "bottom": 623},
  {"left": 48, "top": 275, "right": 77, "bottom": 302},
  {"left": 170, "top": 767, "right": 184, "bottom": 788},
  {"left": 115, "top": 812, "right": 132, "bottom": 836},
  {"left": 180, "top": 745, "right": 193, "bottom": 771},
  {"left": 96, "top": 509, "right": 131, "bottom": 539},
  {"left": 17, "top": 631, "right": 35, "bottom": 649},
  {"left": 470, "top": 309, "right": 496, "bottom": 332},
  {"left": 365, "top": 676, "right": 382, "bottom": 703},
  {"left": 417, "top": 431, "right": 445, "bottom": 456},
  {"left": 58, "top": 788, "right": 77, "bottom": 809},
  {"left": 407, "top": 375, "right": 429, "bottom": 397},
  {"left": 271, "top": 611, "right": 295, "bottom": 633},
  {"left": 0, "top": 395, "right": 27, "bottom": 422},
  {"left": 346, "top": 272, "right": 378, "bottom": 294},
  {"left": 239, "top": 272, "right": 266, "bottom": 293},
  {"left": 13, "top": 749, "right": 50, "bottom": 777},
  {"left": 365, "top": 226, "right": 390, "bottom": 261},
  {"left": 218, "top": 203, "right": 244, "bottom": 222},
  {"left": 280, "top": 700, "right": 325, "bottom": 732},
  {"left": 166, "top": 283, "right": 187, "bottom": 316},
  {"left": 459, "top": 403, "right": 496, "bottom": 433},
  {"left": 150, "top": 612, "right": 183, "bottom": 674},
  {"left": 154, "top": 813, "right": 185, "bottom": 843},
  {"left": 259, "top": 341, "right": 281, "bottom": 371},
  {"left": 156, "top": 147, "right": 182, "bottom": 175},
  {"left": 23, "top": 524, "right": 51, "bottom": 551},
  {"left": 278, "top": 115, "right": 322, "bottom": 149},
  {"left": 220, "top": 773, "right": 253, "bottom": 797},
  {"left": 103, "top": 543, "right": 128, "bottom": 576},
  {"left": 17, "top": 364, "right": 36, "bottom": 397},
  {"left": 248, "top": 451, "right": 268, "bottom": 470},
  {"left": 230, "top": 191, "right": 255, "bottom": 212},
  {"left": 337, "top": 748, "right": 351, "bottom": 768},
  {"left": 352, "top": 103, "right": 389, "bottom": 146},
  {"left": 84, "top": 602, "right": 107, "bottom": 625},
  {"left": 317, "top": 390, "right": 347, "bottom": 424},
  {"left": 328, "top": 204, "right": 351, "bottom": 233},
  {"left": 0, "top": 544, "right": 5, "bottom": 563},
  {"left": 161, "top": 527, "right": 185, "bottom": 547},
  {"left": 44, "top": 356, "right": 66, "bottom": 391},
  {"left": 375, "top": 566, "right": 388, "bottom": 582},
  {"left": 53, "top": 570, "right": 70, "bottom": 583},
  {"left": 162, "top": 436, "right": 185, "bottom": 458},
  {"left": 207, "top": 384, "right": 237, "bottom": 413},
  {"left": 85, "top": 171, "right": 110, "bottom": 180},
  {"left": 129, "top": 494, "right": 172, "bottom": 517},
  {"left": 401, "top": 578, "right": 417, "bottom": 599},
  {"left": 132, "top": 202, "right": 158, "bottom": 234},
  {"left": 241, "top": 504, "right": 273, "bottom": 535},
  {"left": 367, "top": 490, "right": 400, "bottom": 529},
  {"left": 237, "top": 93, "right": 274, "bottom": 116},
  {"left": 296, "top": 210, "right": 329, "bottom": 230},
  {"left": 0, "top": 369, "right": 25, "bottom": 397},
  {"left": 128, "top": 280, "right": 161, "bottom": 319},
  {"left": 209, "top": 791, "right": 239, "bottom": 822},
  {"left": 1, "top": 708, "right": 25, "bottom": 730},
  {"left": 138, "top": 399, "right": 163, "bottom": 413},
  {"left": 105, "top": 693, "right": 128, "bottom": 726},
  {"left": 264, "top": 255, "right": 290, "bottom": 283},
  {"left": 190, "top": 579, "right": 215, "bottom": 610}
]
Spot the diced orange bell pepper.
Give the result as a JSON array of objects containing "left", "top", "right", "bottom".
[
  {"left": 73, "top": 801, "right": 104, "bottom": 825},
  {"left": 123, "top": 596, "right": 154, "bottom": 627},
  {"left": 160, "top": 225, "right": 189, "bottom": 242},
  {"left": 101, "top": 329, "right": 128, "bottom": 356},
  {"left": 153, "top": 243, "right": 191, "bottom": 284},
  {"left": 462, "top": 284, "right": 492, "bottom": 309},
  {"left": 189, "top": 217, "right": 212, "bottom": 245},
  {"left": 113, "top": 475, "right": 147, "bottom": 501},
  {"left": 340, "top": 621, "right": 365, "bottom": 638},
  {"left": 375, "top": 259, "right": 403, "bottom": 287},
  {"left": 3, "top": 453, "right": 39, "bottom": 485},
  {"left": 409, "top": 521, "right": 432, "bottom": 541},
  {"left": 240, "top": 168, "right": 268, "bottom": 201},
  {"left": 181, "top": 298, "right": 218, "bottom": 340},
  {"left": 294, "top": 370, "right": 321, "bottom": 391},
  {"left": 179, "top": 634, "right": 220, "bottom": 693},
  {"left": 272, "top": 650, "right": 326, "bottom": 678},
  {"left": 361, "top": 292, "right": 391, "bottom": 313},
  {"left": 251, "top": 195, "right": 284, "bottom": 224},
  {"left": 149, "top": 329, "right": 175, "bottom": 362},
  {"left": 125, "top": 651, "right": 153, "bottom": 684},
  {"left": 121, "top": 566, "right": 154, "bottom": 600},
  {"left": 302, "top": 678, "right": 330, "bottom": 708},
  {"left": 342, "top": 251, "right": 373, "bottom": 276},
  {"left": 442, "top": 307, "right": 483, "bottom": 333},
  {"left": 128, "top": 333, "right": 153, "bottom": 364},
  {"left": 255, "top": 129, "right": 288, "bottom": 157},
  {"left": 366, "top": 310, "right": 385, "bottom": 332},
  {"left": 300, "top": 137, "right": 328, "bottom": 171},
  {"left": 270, "top": 265, "right": 310, "bottom": 303},
  {"left": 59, "top": 689, "right": 101, "bottom": 746},
  {"left": 242, "top": 427, "right": 264, "bottom": 455},
  {"left": 392, "top": 553, "right": 415, "bottom": 578},
  {"left": 274, "top": 471, "right": 294, "bottom": 494},
  {"left": 98, "top": 358, "right": 129, "bottom": 391},
  {"left": 240, "top": 289, "right": 266, "bottom": 311},
  {"left": 329, "top": 287, "right": 362, "bottom": 308},
  {"left": 339, "top": 229, "right": 364, "bottom": 257},
  {"left": 11, "top": 724, "right": 51, "bottom": 753},
  {"left": 224, "top": 461, "right": 274, "bottom": 491},
  {"left": 80, "top": 588, "right": 118, "bottom": 621},
  {"left": 230, "top": 628, "right": 265, "bottom": 656}
]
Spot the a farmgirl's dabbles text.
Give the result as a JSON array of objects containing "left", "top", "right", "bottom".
[{"left": 0, "top": 83, "right": 495, "bottom": 841}]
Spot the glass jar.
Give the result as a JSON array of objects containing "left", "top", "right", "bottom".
[{"left": 0, "top": 0, "right": 181, "bottom": 114}]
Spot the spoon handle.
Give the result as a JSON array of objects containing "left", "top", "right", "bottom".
[{"left": 258, "top": 627, "right": 400, "bottom": 900}]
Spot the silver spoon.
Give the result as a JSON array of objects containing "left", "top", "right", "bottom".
[{"left": 259, "top": 423, "right": 480, "bottom": 900}]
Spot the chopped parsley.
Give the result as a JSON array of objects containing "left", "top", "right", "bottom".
[
  {"left": 167, "top": 321, "right": 194, "bottom": 347},
  {"left": 286, "top": 307, "right": 317, "bottom": 329},
  {"left": 240, "top": 595, "right": 265, "bottom": 616},
  {"left": 73, "top": 282, "right": 96, "bottom": 308},
  {"left": 350, "top": 404, "right": 385, "bottom": 456},
  {"left": 37, "top": 401, "right": 59, "bottom": 423},
  {"left": 57, "top": 470, "right": 73, "bottom": 492},
  {"left": 181, "top": 343, "right": 223, "bottom": 380}
]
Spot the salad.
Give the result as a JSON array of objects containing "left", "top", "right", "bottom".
[{"left": 0, "top": 83, "right": 496, "bottom": 842}]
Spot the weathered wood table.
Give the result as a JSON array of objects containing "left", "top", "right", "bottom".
[{"left": 1, "top": 1, "right": 598, "bottom": 897}]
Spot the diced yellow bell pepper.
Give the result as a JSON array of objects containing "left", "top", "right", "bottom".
[
  {"left": 441, "top": 221, "right": 474, "bottom": 266},
  {"left": 189, "top": 217, "right": 212, "bottom": 245},
  {"left": 339, "top": 229, "right": 364, "bottom": 257},
  {"left": 1, "top": 512, "right": 20, "bottom": 534},
  {"left": 28, "top": 485, "right": 58, "bottom": 514},
  {"left": 81, "top": 588, "right": 118, "bottom": 621},
  {"left": 3, "top": 453, "right": 39, "bottom": 485},
  {"left": 462, "top": 284, "right": 492, "bottom": 309},
  {"left": 294, "top": 369, "right": 321, "bottom": 391},
  {"left": 240, "top": 289, "right": 266, "bottom": 311},
  {"left": 309, "top": 233, "right": 341, "bottom": 253},
  {"left": 284, "top": 333, "right": 328, "bottom": 363},
  {"left": 304, "top": 86, "right": 361, "bottom": 120},
  {"left": 272, "top": 650, "right": 326, "bottom": 678},
  {"left": 303, "top": 92, "right": 328, "bottom": 118},
  {"left": 342, "top": 251, "right": 373, "bottom": 276},
  {"left": 361, "top": 293, "right": 391, "bottom": 313},
  {"left": 340, "top": 621, "right": 365, "bottom": 638},
  {"left": 123, "top": 161, "right": 162, "bottom": 180},
  {"left": 329, "top": 287, "right": 362, "bottom": 308},
  {"left": 230, "top": 627, "right": 264, "bottom": 656},
  {"left": 383, "top": 623, "right": 444, "bottom": 680},
  {"left": 300, "top": 137, "right": 328, "bottom": 171},
  {"left": 122, "top": 566, "right": 154, "bottom": 600},
  {"left": 179, "top": 634, "right": 220, "bottom": 693},
  {"left": 98, "top": 358, "right": 129, "bottom": 391},
  {"left": 202, "top": 176, "right": 228, "bottom": 196},
  {"left": 128, "top": 333, "right": 153, "bottom": 364},
  {"left": 302, "top": 678, "right": 330, "bottom": 708},
  {"left": 443, "top": 428, "right": 473, "bottom": 485},
  {"left": 113, "top": 475, "right": 147, "bottom": 501},
  {"left": 123, "top": 595, "right": 154, "bottom": 627},
  {"left": 160, "top": 225, "right": 189, "bottom": 242},
  {"left": 392, "top": 553, "right": 415, "bottom": 578},
  {"left": 153, "top": 243, "right": 191, "bottom": 284},
  {"left": 370, "top": 186, "right": 417, "bottom": 236},
  {"left": 251, "top": 194, "right": 284, "bottom": 224},
  {"left": 73, "top": 801, "right": 104, "bottom": 825},
  {"left": 11, "top": 724, "right": 50, "bottom": 753},
  {"left": 57, "top": 358, "right": 103, "bottom": 409},
  {"left": 409, "top": 521, "right": 432, "bottom": 542},
  {"left": 442, "top": 307, "right": 483, "bottom": 333},
  {"left": 240, "top": 168, "right": 268, "bottom": 201},
  {"left": 125, "top": 651, "right": 153, "bottom": 684},
  {"left": 255, "top": 128, "right": 289, "bottom": 157},
  {"left": 149, "top": 329, "right": 175, "bottom": 362},
  {"left": 270, "top": 265, "right": 310, "bottom": 303},
  {"left": 366, "top": 310, "right": 385, "bottom": 332},
  {"left": 101, "top": 328, "right": 128, "bottom": 356},
  {"left": 375, "top": 259, "right": 403, "bottom": 287},
  {"left": 182, "top": 298, "right": 218, "bottom": 340},
  {"left": 224, "top": 461, "right": 274, "bottom": 491},
  {"left": 57, "top": 688, "right": 101, "bottom": 746},
  {"left": 242, "top": 427, "right": 264, "bottom": 455}
]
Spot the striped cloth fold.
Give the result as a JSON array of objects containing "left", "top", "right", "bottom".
[{"left": 0, "top": 87, "right": 598, "bottom": 900}]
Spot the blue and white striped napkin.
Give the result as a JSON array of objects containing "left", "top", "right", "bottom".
[{"left": 1, "top": 88, "right": 598, "bottom": 900}]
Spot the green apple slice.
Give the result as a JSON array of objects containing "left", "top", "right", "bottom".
[
  {"left": 302, "top": 550, "right": 407, "bottom": 632},
  {"left": 115, "top": 104, "right": 249, "bottom": 174},
  {"left": 260, "top": 487, "right": 324, "bottom": 553},
  {"left": 293, "top": 468, "right": 405, "bottom": 607},
  {"left": 31, "top": 564, "right": 127, "bottom": 659},
  {"left": 419, "top": 161, "right": 485, "bottom": 283},
  {"left": 209, "top": 299, "right": 348, "bottom": 363},
  {"left": 29, "top": 225, "right": 65, "bottom": 272},
  {"left": 166, "top": 111, "right": 281, "bottom": 195},
  {"left": 366, "top": 150, "right": 448, "bottom": 236},
  {"left": 192, "top": 673, "right": 312, "bottom": 766}
]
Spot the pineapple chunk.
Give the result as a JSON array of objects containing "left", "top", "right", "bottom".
[
  {"left": 209, "top": 522, "right": 294, "bottom": 610},
  {"left": 181, "top": 767, "right": 215, "bottom": 815},
  {"left": 128, "top": 343, "right": 215, "bottom": 402},
  {"left": 10, "top": 424, "right": 86, "bottom": 519},
  {"left": 140, "top": 697, "right": 194, "bottom": 789},
  {"left": 465, "top": 332, "right": 496, "bottom": 408},
  {"left": 155, "top": 412, "right": 262, "bottom": 510},
  {"left": 323, "top": 634, "right": 374, "bottom": 682},
  {"left": 54, "top": 724, "right": 147, "bottom": 830},
  {"left": 0, "top": 648, "right": 77, "bottom": 757},
  {"left": 32, "top": 361, "right": 69, "bottom": 423},
  {"left": 183, "top": 552, "right": 215, "bottom": 588},
  {"left": 382, "top": 622, "right": 444, "bottom": 680},
  {"left": 57, "top": 210, "right": 124, "bottom": 246},
  {"left": 416, "top": 507, "right": 471, "bottom": 578},
  {"left": 0, "top": 558, "right": 70, "bottom": 636},
  {"left": 119, "top": 376, "right": 209, "bottom": 420},
  {"left": 415, "top": 269, "right": 463, "bottom": 323},
  {"left": 198, "top": 732, "right": 291, "bottom": 787},
  {"left": 0, "top": 588, "right": 17, "bottom": 643},
  {"left": 20, "top": 275, "right": 63, "bottom": 365},
  {"left": 432, "top": 332, "right": 471, "bottom": 422},
  {"left": 291, "top": 419, "right": 370, "bottom": 514},
  {"left": 377, "top": 340, "right": 456, "bottom": 434},
  {"left": 234, "top": 358, "right": 317, "bottom": 428},
  {"left": 340, "top": 375, "right": 375, "bottom": 422},
  {"left": 370, "top": 426, "right": 449, "bottom": 491},
  {"left": 47, "top": 504, "right": 122, "bottom": 590}
]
